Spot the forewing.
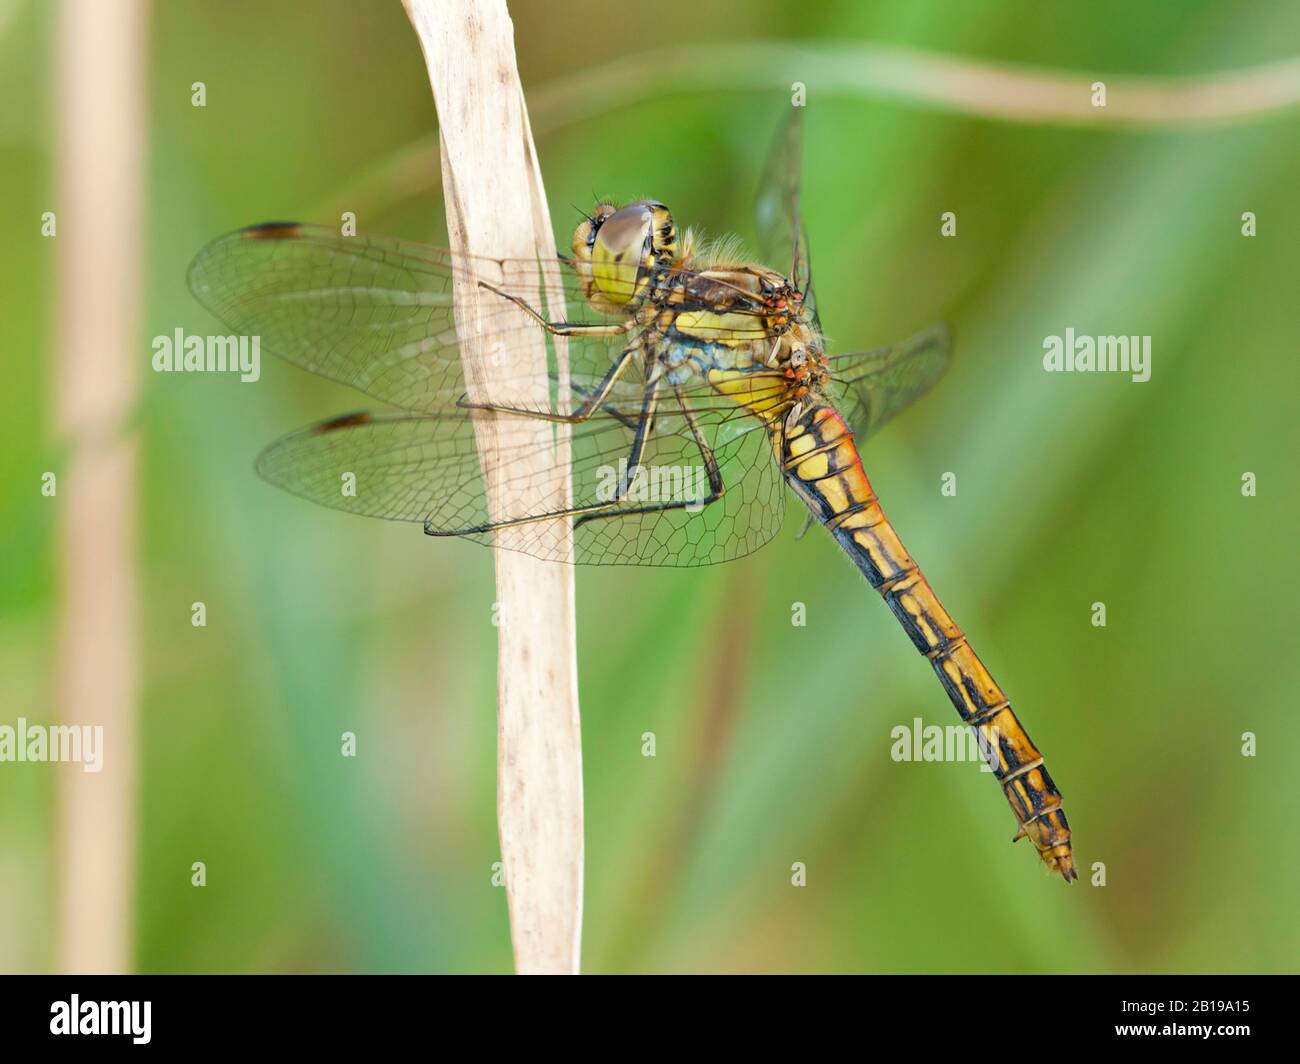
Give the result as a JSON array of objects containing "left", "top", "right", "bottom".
[
  {"left": 188, "top": 222, "right": 790, "bottom": 415},
  {"left": 189, "top": 223, "right": 590, "bottom": 413}
]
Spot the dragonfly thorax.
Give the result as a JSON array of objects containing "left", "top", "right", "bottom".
[{"left": 568, "top": 200, "right": 827, "bottom": 413}]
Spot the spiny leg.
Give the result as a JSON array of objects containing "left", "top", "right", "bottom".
[
  {"left": 574, "top": 383, "right": 726, "bottom": 528},
  {"left": 425, "top": 377, "right": 663, "bottom": 538},
  {"left": 458, "top": 345, "right": 640, "bottom": 424},
  {"left": 567, "top": 377, "right": 640, "bottom": 432},
  {"left": 477, "top": 280, "right": 631, "bottom": 338},
  {"left": 611, "top": 374, "right": 658, "bottom": 498}
]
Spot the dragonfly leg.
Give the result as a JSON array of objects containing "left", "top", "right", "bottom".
[
  {"left": 458, "top": 345, "right": 640, "bottom": 424},
  {"left": 792, "top": 510, "right": 817, "bottom": 541},
  {"left": 567, "top": 378, "right": 639, "bottom": 432},
  {"left": 426, "top": 378, "right": 662, "bottom": 537},
  {"left": 574, "top": 383, "right": 725, "bottom": 528},
  {"left": 611, "top": 376, "right": 659, "bottom": 496},
  {"left": 427, "top": 382, "right": 727, "bottom": 540},
  {"left": 477, "top": 281, "right": 631, "bottom": 338}
]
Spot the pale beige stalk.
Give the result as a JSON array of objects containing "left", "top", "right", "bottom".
[
  {"left": 402, "top": 0, "right": 583, "bottom": 974},
  {"left": 52, "top": 0, "right": 148, "bottom": 973}
]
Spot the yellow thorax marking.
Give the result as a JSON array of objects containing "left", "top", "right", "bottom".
[{"left": 675, "top": 310, "right": 767, "bottom": 341}]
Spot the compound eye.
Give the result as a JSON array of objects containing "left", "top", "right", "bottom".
[
  {"left": 596, "top": 204, "right": 653, "bottom": 258},
  {"left": 589, "top": 204, "right": 655, "bottom": 307}
]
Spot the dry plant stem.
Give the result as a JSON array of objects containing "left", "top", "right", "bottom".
[
  {"left": 53, "top": 0, "right": 147, "bottom": 973},
  {"left": 402, "top": 0, "right": 583, "bottom": 974}
]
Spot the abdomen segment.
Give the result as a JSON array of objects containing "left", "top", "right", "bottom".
[{"left": 780, "top": 404, "right": 1075, "bottom": 881}]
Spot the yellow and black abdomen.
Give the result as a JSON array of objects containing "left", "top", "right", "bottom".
[{"left": 780, "top": 404, "right": 1075, "bottom": 880}]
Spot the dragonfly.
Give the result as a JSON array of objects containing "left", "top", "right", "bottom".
[{"left": 188, "top": 111, "right": 1074, "bottom": 882}]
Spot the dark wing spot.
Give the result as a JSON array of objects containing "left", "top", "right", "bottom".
[
  {"left": 241, "top": 221, "right": 304, "bottom": 240},
  {"left": 313, "top": 411, "right": 373, "bottom": 434}
]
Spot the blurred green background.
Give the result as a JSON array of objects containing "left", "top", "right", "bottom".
[{"left": 2, "top": 0, "right": 1298, "bottom": 973}]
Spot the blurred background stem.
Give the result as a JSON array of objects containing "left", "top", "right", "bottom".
[
  {"left": 52, "top": 0, "right": 148, "bottom": 973},
  {"left": 329, "top": 39, "right": 1300, "bottom": 221}
]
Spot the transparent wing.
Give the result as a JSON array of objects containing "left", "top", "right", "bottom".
[
  {"left": 188, "top": 222, "right": 783, "bottom": 416},
  {"left": 823, "top": 324, "right": 953, "bottom": 443},
  {"left": 754, "top": 108, "right": 819, "bottom": 329},
  {"left": 256, "top": 398, "right": 785, "bottom": 567}
]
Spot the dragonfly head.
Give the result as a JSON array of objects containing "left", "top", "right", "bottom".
[{"left": 572, "top": 200, "right": 677, "bottom": 313}]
